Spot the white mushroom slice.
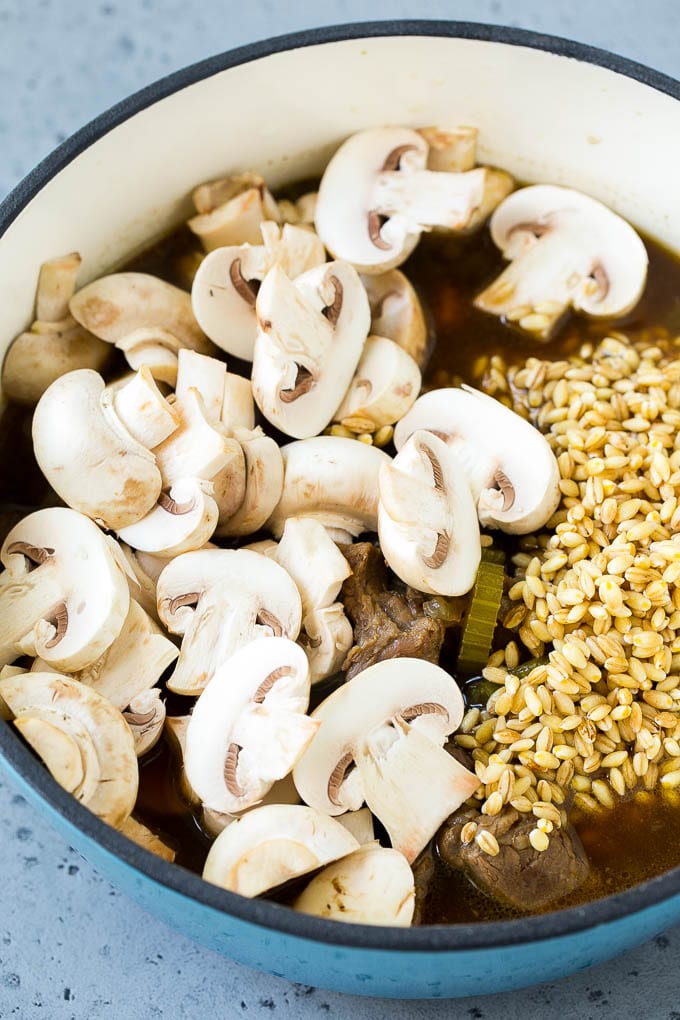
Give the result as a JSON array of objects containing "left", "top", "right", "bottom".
[
  {"left": 273, "top": 518, "right": 351, "bottom": 617},
  {"left": 475, "top": 184, "right": 649, "bottom": 336},
  {"left": 120, "top": 816, "right": 175, "bottom": 862},
  {"left": 334, "top": 335, "right": 421, "bottom": 429},
  {"left": 192, "top": 173, "right": 279, "bottom": 219},
  {"left": 294, "top": 842, "right": 414, "bottom": 925},
  {"left": 301, "top": 604, "right": 353, "bottom": 685},
  {"left": 165, "top": 715, "right": 200, "bottom": 807},
  {"left": 222, "top": 373, "right": 255, "bottom": 430},
  {"left": 361, "top": 270, "right": 428, "bottom": 368},
  {"left": 260, "top": 221, "right": 326, "bottom": 279},
  {"left": 0, "top": 508, "right": 129, "bottom": 671},
  {"left": 293, "top": 656, "right": 466, "bottom": 817},
  {"left": 47, "top": 598, "right": 177, "bottom": 710},
  {"left": 174, "top": 349, "right": 227, "bottom": 424},
  {"left": 378, "top": 430, "right": 481, "bottom": 596},
  {"left": 202, "top": 803, "right": 359, "bottom": 897},
  {"left": 33, "top": 370, "right": 162, "bottom": 530},
  {"left": 186, "top": 637, "right": 317, "bottom": 814},
  {"left": 115, "top": 328, "right": 183, "bottom": 386},
  {"left": 267, "top": 437, "right": 392, "bottom": 539},
  {"left": 336, "top": 807, "right": 374, "bottom": 845},
  {"left": 393, "top": 386, "right": 561, "bottom": 533},
  {"left": 191, "top": 243, "right": 268, "bottom": 360},
  {"left": 157, "top": 548, "right": 302, "bottom": 696},
  {"left": 118, "top": 478, "right": 219, "bottom": 557},
  {"left": 69, "top": 272, "right": 212, "bottom": 353},
  {"left": 117, "top": 544, "right": 170, "bottom": 625},
  {"left": 279, "top": 192, "right": 318, "bottom": 226},
  {"left": 252, "top": 261, "right": 370, "bottom": 439},
  {"left": 214, "top": 426, "right": 283, "bottom": 539},
  {"left": 1, "top": 252, "right": 111, "bottom": 405},
  {"left": 0, "top": 671, "right": 138, "bottom": 827},
  {"left": 418, "top": 125, "right": 478, "bottom": 172},
  {"left": 109, "top": 367, "right": 179, "bottom": 449},
  {"left": 189, "top": 183, "right": 279, "bottom": 252},
  {"left": 356, "top": 717, "right": 480, "bottom": 862},
  {"left": 315, "top": 127, "right": 509, "bottom": 273},
  {"left": 124, "top": 687, "right": 165, "bottom": 756},
  {"left": 152, "top": 389, "right": 246, "bottom": 524}
]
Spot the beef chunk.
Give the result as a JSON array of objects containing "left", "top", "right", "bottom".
[
  {"left": 437, "top": 807, "right": 589, "bottom": 911},
  {"left": 339, "top": 542, "right": 449, "bottom": 679}
]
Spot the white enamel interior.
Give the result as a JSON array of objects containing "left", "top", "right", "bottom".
[{"left": 1, "top": 34, "right": 679, "bottom": 370}]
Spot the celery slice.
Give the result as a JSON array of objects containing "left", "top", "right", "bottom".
[{"left": 456, "top": 547, "right": 505, "bottom": 676}]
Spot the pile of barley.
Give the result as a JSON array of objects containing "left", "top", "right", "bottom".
[{"left": 455, "top": 333, "right": 680, "bottom": 856}]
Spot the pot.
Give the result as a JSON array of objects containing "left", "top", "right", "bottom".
[{"left": 1, "top": 20, "right": 679, "bottom": 1000}]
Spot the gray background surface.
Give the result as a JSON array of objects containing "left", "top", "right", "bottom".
[{"left": 1, "top": 1, "right": 680, "bottom": 1017}]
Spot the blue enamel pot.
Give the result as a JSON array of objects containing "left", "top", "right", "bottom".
[{"left": 1, "top": 21, "right": 680, "bottom": 1000}]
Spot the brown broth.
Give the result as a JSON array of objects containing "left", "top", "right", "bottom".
[{"left": 3, "top": 204, "right": 680, "bottom": 920}]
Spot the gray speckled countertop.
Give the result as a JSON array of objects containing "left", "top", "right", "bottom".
[{"left": 1, "top": 1, "right": 680, "bottom": 1017}]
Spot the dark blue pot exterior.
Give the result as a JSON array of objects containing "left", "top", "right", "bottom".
[{"left": 2, "top": 19, "right": 680, "bottom": 1001}]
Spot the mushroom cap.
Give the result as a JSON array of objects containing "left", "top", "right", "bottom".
[
  {"left": 157, "top": 548, "right": 302, "bottom": 696},
  {"left": 315, "top": 127, "right": 428, "bottom": 273},
  {"left": 301, "top": 603, "right": 354, "bottom": 685},
  {"left": 0, "top": 507, "right": 130, "bottom": 671},
  {"left": 188, "top": 186, "right": 276, "bottom": 251},
  {"left": 251, "top": 261, "right": 370, "bottom": 439},
  {"left": 214, "top": 427, "right": 283, "bottom": 539},
  {"left": 115, "top": 327, "right": 183, "bottom": 386},
  {"left": 124, "top": 687, "right": 166, "bottom": 757},
  {"left": 2, "top": 323, "right": 110, "bottom": 406},
  {"left": 394, "top": 386, "right": 561, "bottom": 534},
  {"left": 293, "top": 656, "right": 465, "bottom": 816},
  {"left": 266, "top": 436, "right": 392, "bottom": 539},
  {"left": 476, "top": 184, "right": 648, "bottom": 333},
  {"left": 294, "top": 843, "right": 415, "bottom": 925},
  {"left": 202, "top": 803, "right": 359, "bottom": 897},
  {"left": 334, "top": 335, "right": 421, "bottom": 429},
  {"left": 0, "top": 670, "right": 138, "bottom": 827},
  {"left": 191, "top": 243, "right": 269, "bottom": 360},
  {"left": 69, "top": 272, "right": 213, "bottom": 353},
  {"left": 33, "top": 369, "right": 162, "bottom": 530},
  {"left": 378, "top": 429, "right": 481, "bottom": 596},
  {"left": 120, "top": 816, "right": 175, "bottom": 862},
  {"left": 185, "top": 636, "right": 318, "bottom": 814},
  {"left": 117, "top": 478, "right": 219, "bottom": 557},
  {"left": 360, "top": 269, "right": 429, "bottom": 368}
]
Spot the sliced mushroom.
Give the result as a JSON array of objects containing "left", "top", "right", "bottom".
[
  {"left": 31, "top": 598, "right": 178, "bottom": 711},
  {"left": 418, "top": 125, "right": 478, "bottom": 172},
  {"left": 120, "top": 816, "right": 175, "bottom": 862},
  {"left": 393, "top": 386, "right": 561, "bottom": 533},
  {"left": 108, "top": 366, "right": 180, "bottom": 449},
  {"left": 0, "top": 670, "right": 138, "bottom": 827},
  {"left": 33, "top": 370, "right": 165, "bottom": 530},
  {"left": 378, "top": 429, "right": 481, "bottom": 596},
  {"left": 293, "top": 656, "right": 468, "bottom": 821},
  {"left": 201, "top": 772, "right": 302, "bottom": 838},
  {"left": 356, "top": 716, "right": 480, "bottom": 862},
  {"left": 336, "top": 806, "right": 375, "bottom": 845},
  {"left": 266, "top": 437, "right": 392, "bottom": 539},
  {"left": 152, "top": 388, "right": 246, "bottom": 525},
  {"left": 189, "top": 176, "right": 280, "bottom": 252},
  {"left": 165, "top": 714, "right": 200, "bottom": 807},
  {"left": 69, "top": 272, "right": 213, "bottom": 353},
  {"left": 272, "top": 518, "right": 351, "bottom": 618},
  {"left": 214, "top": 426, "right": 283, "bottom": 539},
  {"left": 315, "top": 127, "right": 511, "bottom": 273},
  {"left": 202, "top": 803, "right": 359, "bottom": 897},
  {"left": 0, "top": 508, "right": 129, "bottom": 671},
  {"left": 334, "top": 335, "right": 421, "bottom": 429},
  {"left": 251, "top": 260, "right": 370, "bottom": 438},
  {"left": 301, "top": 604, "right": 353, "bottom": 685},
  {"left": 2, "top": 252, "right": 110, "bottom": 405},
  {"left": 117, "top": 478, "right": 219, "bottom": 556},
  {"left": 115, "top": 327, "right": 184, "bottom": 386},
  {"left": 117, "top": 544, "right": 170, "bottom": 626},
  {"left": 222, "top": 373, "right": 255, "bottom": 430},
  {"left": 474, "top": 184, "right": 649, "bottom": 337},
  {"left": 185, "top": 636, "right": 317, "bottom": 814},
  {"left": 279, "top": 191, "right": 317, "bottom": 225},
  {"left": 361, "top": 269, "right": 429, "bottom": 368},
  {"left": 294, "top": 842, "right": 415, "bottom": 925},
  {"left": 174, "top": 349, "right": 227, "bottom": 423},
  {"left": 157, "top": 548, "right": 302, "bottom": 696},
  {"left": 124, "top": 687, "right": 166, "bottom": 756}
]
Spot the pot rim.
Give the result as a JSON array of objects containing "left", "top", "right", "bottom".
[{"left": 2, "top": 19, "right": 680, "bottom": 953}]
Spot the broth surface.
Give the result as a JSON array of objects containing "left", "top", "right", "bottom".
[{"left": 3, "top": 210, "right": 680, "bottom": 922}]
